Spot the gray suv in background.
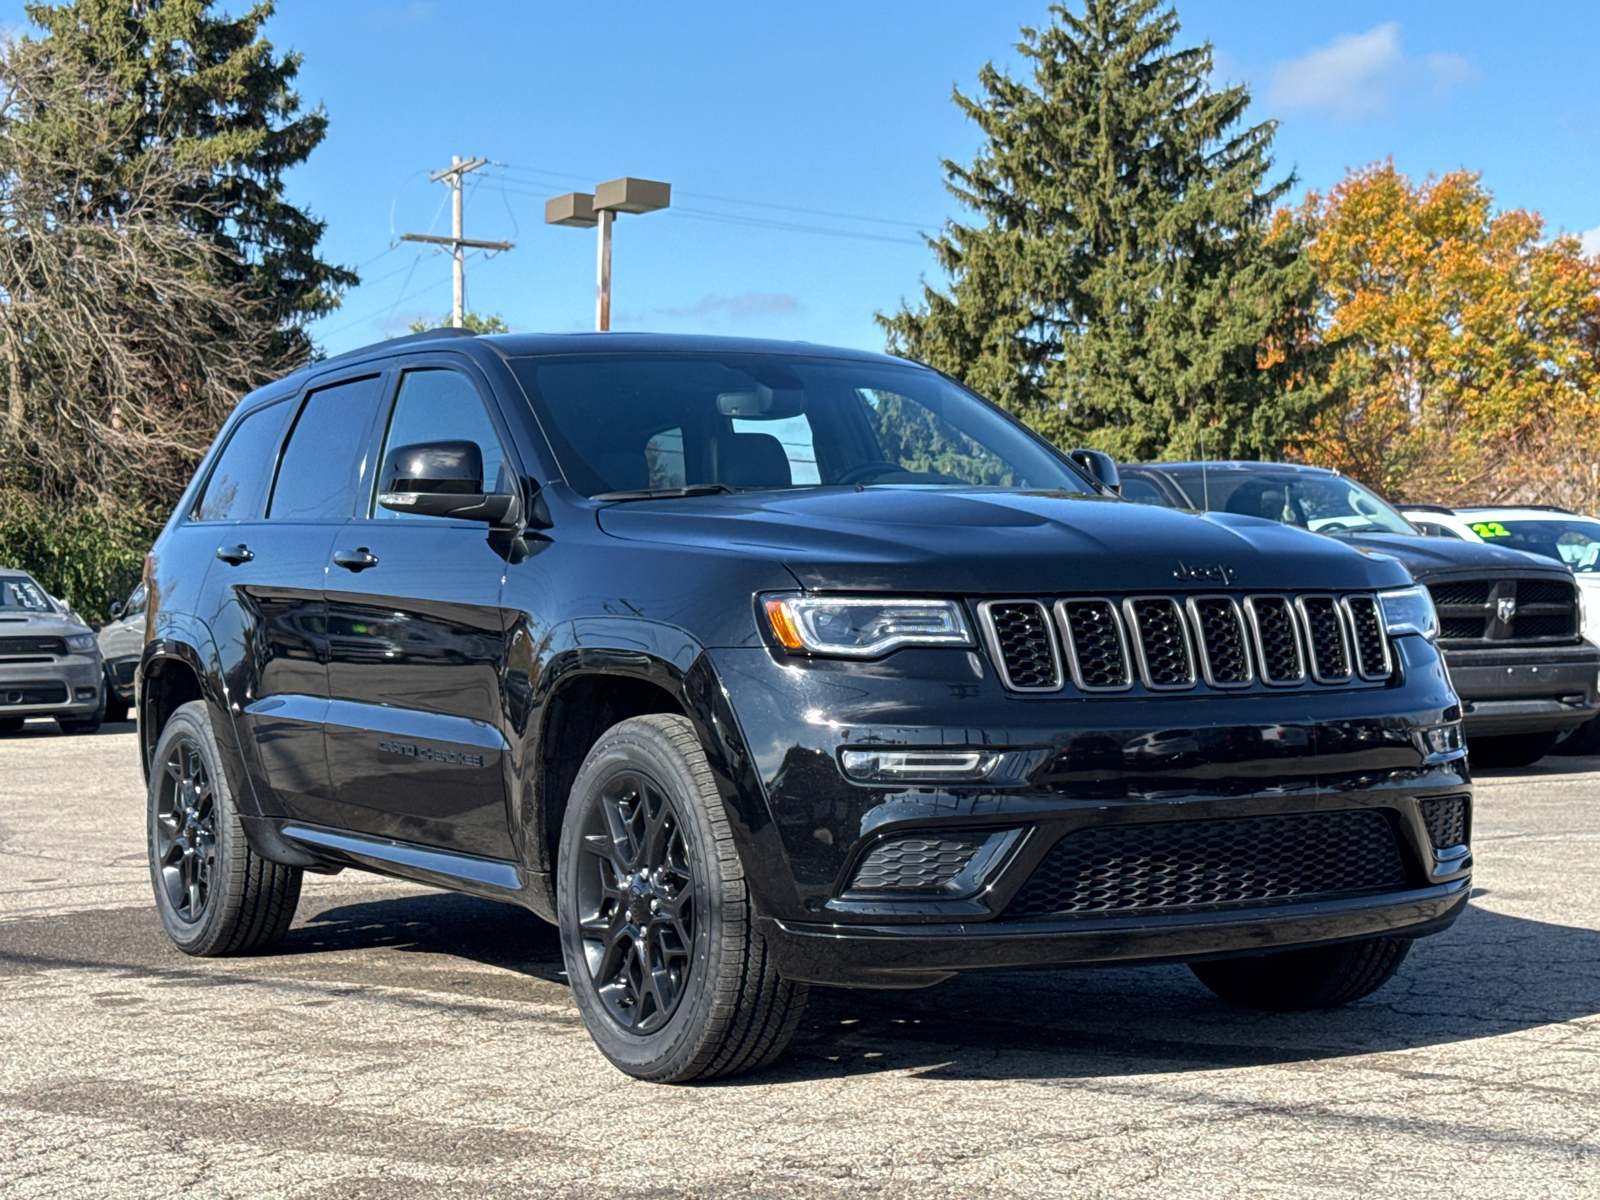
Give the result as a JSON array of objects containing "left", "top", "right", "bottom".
[
  {"left": 96, "top": 583, "right": 146, "bottom": 723},
  {"left": 0, "top": 568, "right": 105, "bottom": 734}
]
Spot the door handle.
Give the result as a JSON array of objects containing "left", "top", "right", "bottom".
[
  {"left": 215, "top": 544, "right": 254, "bottom": 565},
  {"left": 332, "top": 547, "right": 380, "bottom": 572}
]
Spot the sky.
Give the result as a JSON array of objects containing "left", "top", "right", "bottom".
[{"left": 5, "top": 1, "right": 1596, "bottom": 356}]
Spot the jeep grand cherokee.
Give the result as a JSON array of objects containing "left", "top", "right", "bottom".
[{"left": 137, "top": 331, "right": 1472, "bottom": 1082}]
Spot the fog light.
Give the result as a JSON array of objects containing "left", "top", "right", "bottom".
[
  {"left": 841, "top": 749, "right": 998, "bottom": 782},
  {"left": 74, "top": 687, "right": 98, "bottom": 701},
  {"left": 1421, "top": 722, "right": 1464, "bottom": 757}
]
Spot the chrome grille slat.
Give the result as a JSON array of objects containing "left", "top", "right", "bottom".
[
  {"left": 1341, "top": 595, "right": 1391, "bottom": 680},
  {"left": 1123, "top": 597, "right": 1196, "bottom": 690},
  {"left": 1297, "top": 595, "right": 1352, "bottom": 683},
  {"left": 1055, "top": 598, "right": 1133, "bottom": 692},
  {"left": 1187, "top": 595, "right": 1253, "bottom": 688},
  {"left": 977, "top": 600, "right": 1062, "bottom": 692}
]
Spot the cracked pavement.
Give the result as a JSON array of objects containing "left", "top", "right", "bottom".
[{"left": 2, "top": 720, "right": 1598, "bottom": 1198}]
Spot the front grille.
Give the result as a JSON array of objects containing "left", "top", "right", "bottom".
[
  {"left": 1058, "top": 599, "right": 1131, "bottom": 690},
  {"left": 1126, "top": 597, "right": 1194, "bottom": 688},
  {"left": 979, "top": 601, "right": 1060, "bottom": 691},
  {"left": 1005, "top": 810, "right": 1407, "bottom": 917},
  {"left": 0, "top": 682, "right": 68, "bottom": 706},
  {"left": 1514, "top": 613, "right": 1574, "bottom": 638},
  {"left": 1299, "top": 596, "right": 1352, "bottom": 681},
  {"left": 848, "top": 834, "right": 985, "bottom": 893},
  {"left": 1189, "top": 596, "right": 1252, "bottom": 686},
  {"left": 1419, "top": 796, "right": 1470, "bottom": 850},
  {"left": 1343, "top": 595, "right": 1390, "bottom": 679},
  {"left": 1247, "top": 596, "right": 1306, "bottom": 685},
  {"left": 1429, "top": 577, "right": 1578, "bottom": 645},
  {"left": 0, "top": 636, "right": 67, "bottom": 657},
  {"left": 976, "top": 591, "right": 1391, "bottom": 694},
  {"left": 1430, "top": 581, "right": 1490, "bottom": 607}
]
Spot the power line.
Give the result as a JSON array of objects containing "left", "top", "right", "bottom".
[{"left": 399, "top": 156, "right": 514, "bottom": 327}]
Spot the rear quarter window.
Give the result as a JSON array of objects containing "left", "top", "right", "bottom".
[{"left": 192, "top": 399, "right": 291, "bottom": 522}]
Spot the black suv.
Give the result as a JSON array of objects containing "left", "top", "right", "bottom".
[
  {"left": 139, "top": 332, "right": 1471, "bottom": 1082},
  {"left": 1120, "top": 462, "right": 1600, "bottom": 766}
]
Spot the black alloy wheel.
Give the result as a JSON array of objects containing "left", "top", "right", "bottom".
[
  {"left": 575, "top": 769, "right": 696, "bottom": 1034},
  {"left": 558, "top": 714, "right": 809, "bottom": 1083},
  {"left": 146, "top": 700, "right": 302, "bottom": 956},
  {"left": 154, "top": 733, "right": 220, "bottom": 924}
]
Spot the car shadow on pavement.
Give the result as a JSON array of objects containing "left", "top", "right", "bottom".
[{"left": 283, "top": 890, "right": 1600, "bottom": 1083}]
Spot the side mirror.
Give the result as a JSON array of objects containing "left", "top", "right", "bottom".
[
  {"left": 109, "top": 601, "right": 124, "bottom": 620},
  {"left": 1070, "top": 448, "right": 1121, "bottom": 494},
  {"left": 377, "top": 440, "right": 521, "bottom": 525}
]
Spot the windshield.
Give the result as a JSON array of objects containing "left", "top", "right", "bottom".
[
  {"left": 1462, "top": 517, "right": 1600, "bottom": 573},
  {"left": 0, "top": 576, "right": 51, "bottom": 612},
  {"left": 508, "top": 354, "right": 1093, "bottom": 498},
  {"left": 1166, "top": 468, "right": 1415, "bottom": 535}
]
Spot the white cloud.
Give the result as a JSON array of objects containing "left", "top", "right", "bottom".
[
  {"left": 656, "top": 293, "right": 800, "bottom": 320},
  {"left": 1269, "top": 23, "right": 1477, "bottom": 123},
  {"left": 1581, "top": 227, "right": 1600, "bottom": 259}
]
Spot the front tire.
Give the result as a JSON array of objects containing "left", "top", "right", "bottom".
[
  {"left": 1469, "top": 730, "right": 1561, "bottom": 768},
  {"left": 1553, "top": 715, "right": 1600, "bottom": 757},
  {"left": 147, "top": 700, "right": 302, "bottom": 956},
  {"left": 1190, "top": 937, "right": 1412, "bottom": 1010},
  {"left": 557, "top": 714, "right": 808, "bottom": 1083},
  {"left": 0, "top": 717, "right": 22, "bottom": 734},
  {"left": 57, "top": 688, "right": 105, "bottom": 735}
]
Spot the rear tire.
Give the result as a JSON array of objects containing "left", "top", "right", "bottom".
[
  {"left": 557, "top": 714, "right": 808, "bottom": 1083},
  {"left": 1190, "top": 937, "right": 1412, "bottom": 1010},
  {"left": 1553, "top": 715, "right": 1600, "bottom": 757},
  {"left": 1469, "top": 731, "right": 1561, "bottom": 768},
  {"left": 147, "top": 700, "right": 302, "bottom": 956},
  {"left": 103, "top": 671, "right": 131, "bottom": 723}
]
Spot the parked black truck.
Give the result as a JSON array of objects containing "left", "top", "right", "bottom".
[
  {"left": 1121, "top": 461, "right": 1600, "bottom": 766},
  {"left": 138, "top": 332, "right": 1472, "bottom": 1081}
]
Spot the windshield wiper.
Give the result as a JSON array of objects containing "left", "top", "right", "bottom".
[{"left": 591, "top": 484, "right": 738, "bottom": 503}]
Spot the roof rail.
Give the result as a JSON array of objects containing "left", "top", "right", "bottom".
[{"left": 316, "top": 326, "right": 476, "bottom": 367}]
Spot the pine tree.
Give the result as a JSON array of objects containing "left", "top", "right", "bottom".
[
  {"left": 22, "top": 0, "right": 355, "bottom": 360},
  {"left": 879, "top": 0, "right": 1328, "bottom": 462}
]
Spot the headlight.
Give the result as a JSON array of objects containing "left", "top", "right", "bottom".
[
  {"left": 65, "top": 633, "right": 98, "bottom": 653},
  {"left": 764, "top": 595, "right": 973, "bottom": 657},
  {"left": 1377, "top": 585, "right": 1438, "bottom": 641}
]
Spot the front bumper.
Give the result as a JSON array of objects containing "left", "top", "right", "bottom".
[
  {"left": 763, "top": 879, "right": 1470, "bottom": 988},
  {"left": 0, "top": 656, "right": 103, "bottom": 717},
  {"left": 1443, "top": 642, "right": 1600, "bottom": 736}
]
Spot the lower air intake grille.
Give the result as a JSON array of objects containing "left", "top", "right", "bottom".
[
  {"left": 1005, "top": 810, "right": 1407, "bottom": 916},
  {"left": 981, "top": 601, "right": 1060, "bottom": 690},
  {"left": 1300, "top": 597, "right": 1351, "bottom": 681},
  {"left": 1059, "top": 599, "right": 1131, "bottom": 690},
  {"left": 1419, "top": 796, "right": 1470, "bottom": 849},
  {"left": 1127, "top": 598, "right": 1194, "bottom": 688},
  {"left": 0, "top": 682, "right": 68, "bottom": 706},
  {"left": 848, "top": 834, "right": 985, "bottom": 893}
]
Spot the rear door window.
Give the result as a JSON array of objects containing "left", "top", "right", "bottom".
[
  {"left": 269, "top": 375, "right": 385, "bottom": 521},
  {"left": 192, "top": 399, "right": 291, "bottom": 522}
]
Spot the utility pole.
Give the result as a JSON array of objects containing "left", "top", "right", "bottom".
[{"left": 401, "top": 156, "right": 513, "bottom": 328}]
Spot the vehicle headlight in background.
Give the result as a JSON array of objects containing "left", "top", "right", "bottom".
[
  {"left": 1377, "top": 585, "right": 1438, "bottom": 641},
  {"left": 764, "top": 596, "right": 973, "bottom": 657},
  {"left": 65, "top": 633, "right": 98, "bottom": 653}
]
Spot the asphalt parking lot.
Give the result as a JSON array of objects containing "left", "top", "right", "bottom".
[{"left": 2, "top": 721, "right": 1598, "bottom": 1199}]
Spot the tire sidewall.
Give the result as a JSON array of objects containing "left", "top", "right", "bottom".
[
  {"left": 556, "top": 721, "right": 731, "bottom": 1078},
  {"left": 147, "top": 701, "right": 235, "bottom": 954}
]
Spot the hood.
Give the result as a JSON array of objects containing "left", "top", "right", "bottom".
[
  {"left": 1338, "top": 532, "right": 1571, "bottom": 580},
  {"left": 0, "top": 610, "right": 92, "bottom": 637},
  {"left": 597, "top": 488, "right": 1414, "bottom": 594}
]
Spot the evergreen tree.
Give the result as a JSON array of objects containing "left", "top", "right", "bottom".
[
  {"left": 879, "top": 0, "right": 1328, "bottom": 462},
  {"left": 22, "top": 0, "right": 355, "bottom": 359}
]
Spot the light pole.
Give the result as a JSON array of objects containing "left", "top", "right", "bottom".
[{"left": 546, "top": 177, "right": 671, "bottom": 331}]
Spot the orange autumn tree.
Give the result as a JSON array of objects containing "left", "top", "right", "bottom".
[{"left": 1291, "top": 162, "right": 1600, "bottom": 506}]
